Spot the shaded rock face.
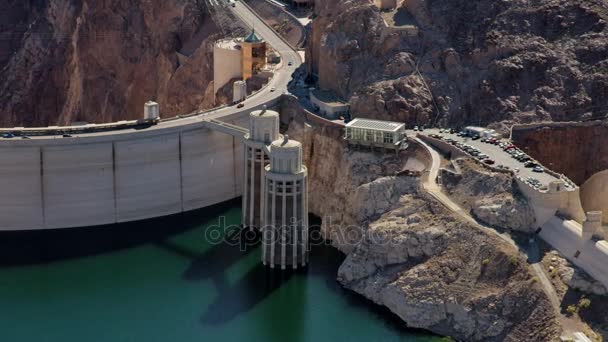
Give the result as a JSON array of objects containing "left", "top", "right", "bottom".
[
  {"left": 442, "top": 159, "right": 536, "bottom": 232},
  {"left": 0, "top": 0, "right": 246, "bottom": 127},
  {"left": 512, "top": 121, "right": 608, "bottom": 185},
  {"left": 308, "top": 0, "right": 608, "bottom": 131}
]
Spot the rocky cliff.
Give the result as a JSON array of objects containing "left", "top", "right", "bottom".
[
  {"left": 308, "top": 0, "right": 608, "bottom": 131},
  {"left": 511, "top": 121, "right": 608, "bottom": 185},
  {"left": 284, "top": 115, "right": 560, "bottom": 340},
  {"left": 0, "top": 0, "right": 246, "bottom": 127},
  {"left": 442, "top": 158, "right": 536, "bottom": 232}
]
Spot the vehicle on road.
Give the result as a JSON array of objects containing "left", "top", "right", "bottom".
[
  {"left": 288, "top": 62, "right": 293, "bottom": 66},
  {"left": 237, "top": 103, "right": 245, "bottom": 108},
  {"left": 413, "top": 126, "right": 419, "bottom": 131},
  {"left": 270, "top": 87, "right": 276, "bottom": 92},
  {"left": 62, "top": 134, "right": 72, "bottom": 138},
  {"left": 2, "top": 133, "right": 14, "bottom": 139},
  {"left": 21, "top": 136, "right": 31, "bottom": 140}
]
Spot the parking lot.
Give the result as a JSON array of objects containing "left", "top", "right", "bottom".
[{"left": 416, "top": 128, "right": 568, "bottom": 190}]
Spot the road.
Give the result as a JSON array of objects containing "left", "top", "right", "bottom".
[{"left": 0, "top": 1, "right": 302, "bottom": 142}]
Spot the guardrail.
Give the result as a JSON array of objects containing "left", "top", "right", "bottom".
[
  {"left": 253, "top": 0, "right": 308, "bottom": 48},
  {"left": 239, "top": 0, "right": 304, "bottom": 61}
]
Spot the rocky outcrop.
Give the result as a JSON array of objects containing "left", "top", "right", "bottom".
[
  {"left": 337, "top": 192, "right": 559, "bottom": 341},
  {"left": 308, "top": 0, "right": 608, "bottom": 130},
  {"left": 442, "top": 159, "right": 536, "bottom": 232},
  {"left": 285, "top": 116, "right": 560, "bottom": 340},
  {"left": 547, "top": 251, "right": 608, "bottom": 296},
  {"left": 511, "top": 121, "right": 608, "bottom": 185},
  {"left": 0, "top": 0, "right": 246, "bottom": 127},
  {"left": 286, "top": 118, "right": 425, "bottom": 253}
]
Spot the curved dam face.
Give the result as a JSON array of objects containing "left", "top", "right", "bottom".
[
  {"left": 581, "top": 169, "right": 608, "bottom": 224},
  {"left": 0, "top": 113, "right": 248, "bottom": 231}
]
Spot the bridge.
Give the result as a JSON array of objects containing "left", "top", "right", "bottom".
[{"left": 0, "top": 1, "right": 303, "bottom": 231}]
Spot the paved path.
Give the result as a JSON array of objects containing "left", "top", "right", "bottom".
[{"left": 415, "top": 137, "right": 562, "bottom": 314}]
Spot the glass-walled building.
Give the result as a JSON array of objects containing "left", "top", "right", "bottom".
[{"left": 344, "top": 118, "right": 407, "bottom": 151}]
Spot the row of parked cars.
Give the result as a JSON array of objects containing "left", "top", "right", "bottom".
[
  {"left": 429, "top": 134, "right": 498, "bottom": 165},
  {"left": 496, "top": 141, "right": 545, "bottom": 173}
]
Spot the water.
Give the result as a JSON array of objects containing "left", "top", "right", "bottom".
[{"left": 0, "top": 200, "right": 444, "bottom": 342}]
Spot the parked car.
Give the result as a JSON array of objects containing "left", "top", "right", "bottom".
[
  {"left": 533, "top": 166, "right": 545, "bottom": 173},
  {"left": 525, "top": 161, "right": 537, "bottom": 168},
  {"left": 483, "top": 159, "right": 495, "bottom": 165},
  {"left": 2, "top": 133, "right": 14, "bottom": 139}
]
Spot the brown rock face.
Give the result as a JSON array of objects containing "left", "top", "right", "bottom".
[
  {"left": 0, "top": 0, "right": 246, "bottom": 127},
  {"left": 308, "top": 0, "right": 608, "bottom": 130},
  {"left": 511, "top": 121, "right": 608, "bottom": 185}
]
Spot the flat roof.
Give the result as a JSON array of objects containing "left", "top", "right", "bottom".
[
  {"left": 310, "top": 89, "right": 348, "bottom": 107},
  {"left": 346, "top": 118, "right": 405, "bottom": 132},
  {"left": 215, "top": 39, "right": 241, "bottom": 50}
]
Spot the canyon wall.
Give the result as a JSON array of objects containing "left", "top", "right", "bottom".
[
  {"left": 0, "top": 0, "right": 246, "bottom": 127},
  {"left": 308, "top": 0, "right": 608, "bottom": 131},
  {"left": 511, "top": 121, "right": 608, "bottom": 185}
]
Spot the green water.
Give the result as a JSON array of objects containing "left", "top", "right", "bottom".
[{"left": 0, "top": 200, "right": 443, "bottom": 342}]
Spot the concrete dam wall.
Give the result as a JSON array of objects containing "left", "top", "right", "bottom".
[{"left": 0, "top": 113, "right": 248, "bottom": 231}]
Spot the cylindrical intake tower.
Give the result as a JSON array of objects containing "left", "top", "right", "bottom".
[
  {"left": 261, "top": 135, "right": 309, "bottom": 269},
  {"left": 242, "top": 107, "right": 280, "bottom": 229}
]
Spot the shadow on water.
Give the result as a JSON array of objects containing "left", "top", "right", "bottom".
[
  {"left": 0, "top": 198, "right": 241, "bottom": 267},
  {"left": 161, "top": 214, "right": 438, "bottom": 339}
]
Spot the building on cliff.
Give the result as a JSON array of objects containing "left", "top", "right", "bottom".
[
  {"left": 309, "top": 88, "right": 350, "bottom": 120},
  {"left": 344, "top": 118, "right": 407, "bottom": 151},
  {"left": 213, "top": 30, "right": 269, "bottom": 104}
]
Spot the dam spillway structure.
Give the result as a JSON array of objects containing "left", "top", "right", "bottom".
[
  {"left": 241, "top": 107, "right": 280, "bottom": 229},
  {"left": 261, "top": 135, "right": 309, "bottom": 269}
]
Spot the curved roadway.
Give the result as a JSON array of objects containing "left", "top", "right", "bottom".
[{"left": 0, "top": 1, "right": 302, "bottom": 143}]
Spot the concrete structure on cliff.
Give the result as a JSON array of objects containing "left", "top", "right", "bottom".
[
  {"left": 345, "top": 118, "right": 407, "bottom": 151},
  {"left": 213, "top": 29, "right": 268, "bottom": 103}
]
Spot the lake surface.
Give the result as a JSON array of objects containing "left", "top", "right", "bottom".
[{"left": 0, "top": 200, "right": 444, "bottom": 342}]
